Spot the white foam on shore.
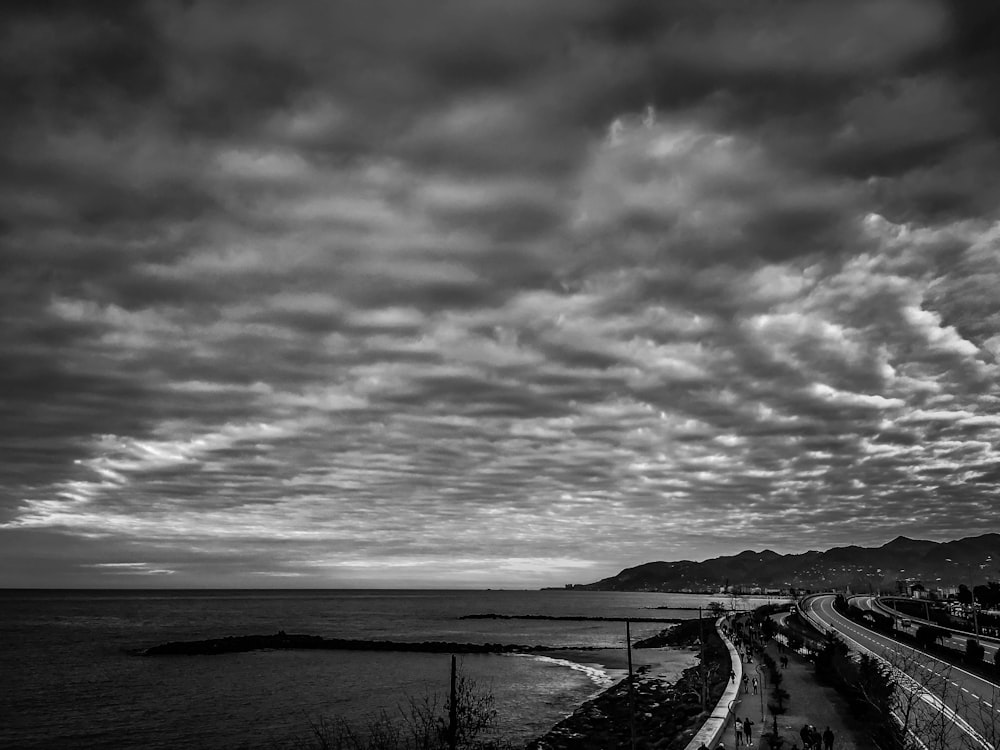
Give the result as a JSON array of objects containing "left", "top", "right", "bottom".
[{"left": 508, "top": 653, "right": 621, "bottom": 687}]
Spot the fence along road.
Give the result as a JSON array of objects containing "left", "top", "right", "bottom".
[
  {"left": 858, "top": 595, "right": 1000, "bottom": 665},
  {"left": 801, "top": 594, "right": 1000, "bottom": 750}
]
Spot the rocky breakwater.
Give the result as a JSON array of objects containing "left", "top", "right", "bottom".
[
  {"left": 526, "top": 618, "right": 730, "bottom": 750},
  {"left": 141, "top": 632, "right": 595, "bottom": 657}
]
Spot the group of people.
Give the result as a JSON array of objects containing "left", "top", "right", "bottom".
[
  {"left": 733, "top": 716, "right": 755, "bottom": 746},
  {"left": 799, "top": 724, "right": 834, "bottom": 749},
  {"left": 697, "top": 716, "right": 755, "bottom": 750},
  {"left": 734, "top": 674, "right": 759, "bottom": 694},
  {"left": 721, "top": 718, "right": 833, "bottom": 749}
]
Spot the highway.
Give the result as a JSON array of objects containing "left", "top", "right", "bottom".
[
  {"left": 802, "top": 594, "right": 1000, "bottom": 750},
  {"left": 855, "top": 596, "right": 1000, "bottom": 666}
]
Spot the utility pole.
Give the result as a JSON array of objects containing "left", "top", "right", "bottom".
[
  {"left": 626, "top": 620, "right": 636, "bottom": 750},
  {"left": 973, "top": 598, "right": 981, "bottom": 644},
  {"left": 699, "top": 606, "right": 707, "bottom": 711},
  {"left": 448, "top": 655, "right": 458, "bottom": 750}
]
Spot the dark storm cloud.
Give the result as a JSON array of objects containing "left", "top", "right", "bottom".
[{"left": 3, "top": 0, "right": 1000, "bottom": 586}]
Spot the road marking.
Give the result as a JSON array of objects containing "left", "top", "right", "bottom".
[{"left": 802, "top": 595, "right": 997, "bottom": 750}]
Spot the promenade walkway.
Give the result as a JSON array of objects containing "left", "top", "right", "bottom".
[
  {"left": 704, "top": 615, "right": 867, "bottom": 750},
  {"left": 748, "top": 640, "right": 865, "bottom": 749}
]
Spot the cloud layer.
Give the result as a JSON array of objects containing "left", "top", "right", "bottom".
[{"left": 3, "top": 0, "right": 1000, "bottom": 587}]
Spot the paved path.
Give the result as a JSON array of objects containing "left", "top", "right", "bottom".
[{"left": 720, "top": 617, "right": 865, "bottom": 750}]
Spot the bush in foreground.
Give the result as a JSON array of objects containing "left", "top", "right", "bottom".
[{"left": 284, "top": 671, "right": 516, "bottom": 750}]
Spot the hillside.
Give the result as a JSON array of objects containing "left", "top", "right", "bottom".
[{"left": 574, "top": 533, "right": 1000, "bottom": 592}]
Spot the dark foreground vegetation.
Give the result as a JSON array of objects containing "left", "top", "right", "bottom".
[{"left": 279, "top": 670, "right": 518, "bottom": 750}]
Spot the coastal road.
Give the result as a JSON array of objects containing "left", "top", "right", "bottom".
[
  {"left": 853, "top": 596, "right": 1000, "bottom": 666},
  {"left": 802, "top": 594, "right": 1000, "bottom": 750}
]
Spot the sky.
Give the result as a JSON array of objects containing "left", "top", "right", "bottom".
[{"left": 2, "top": 1, "right": 1000, "bottom": 589}]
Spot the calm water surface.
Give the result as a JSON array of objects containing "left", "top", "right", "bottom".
[{"left": 1, "top": 589, "right": 755, "bottom": 748}]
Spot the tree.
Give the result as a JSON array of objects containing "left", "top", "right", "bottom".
[
  {"left": 915, "top": 624, "right": 950, "bottom": 650},
  {"left": 301, "top": 667, "right": 514, "bottom": 750},
  {"left": 856, "top": 644, "right": 1000, "bottom": 750},
  {"left": 962, "top": 682, "right": 1000, "bottom": 750},
  {"left": 957, "top": 584, "right": 973, "bottom": 605},
  {"left": 965, "top": 639, "right": 985, "bottom": 664},
  {"left": 973, "top": 582, "right": 1000, "bottom": 609}
]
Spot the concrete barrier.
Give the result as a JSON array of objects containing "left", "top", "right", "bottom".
[{"left": 683, "top": 616, "right": 742, "bottom": 750}]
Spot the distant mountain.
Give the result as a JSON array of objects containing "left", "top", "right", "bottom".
[{"left": 574, "top": 533, "right": 1000, "bottom": 592}]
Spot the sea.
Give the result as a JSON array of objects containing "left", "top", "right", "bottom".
[{"left": 0, "top": 589, "right": 766, "bottom": 749}]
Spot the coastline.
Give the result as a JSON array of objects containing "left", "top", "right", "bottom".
[
  {"left": 544, "top": 647, "right": 698, "bottom": 680},
  {"left": 526, "top": 619, "right": 730, "bottom": 749}
]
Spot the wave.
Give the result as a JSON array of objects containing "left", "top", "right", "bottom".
[{"left": 509, "top": 653, "right": 620, "bottom": 688}]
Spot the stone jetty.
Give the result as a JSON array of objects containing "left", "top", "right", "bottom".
[{"left": 140, "top": 632, "right": 601, "bottom": 657}]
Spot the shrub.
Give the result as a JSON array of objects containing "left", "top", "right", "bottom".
[
  {"left": 291, "top": 670, "right": 513, "bottom": 750},
  {"left": 966, "top": 638, "right": 985, "bottom": 664},
  {"left": 915, "top": 624, "right": 950, "bottom": 650}
]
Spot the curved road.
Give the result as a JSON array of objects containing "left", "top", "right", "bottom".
[
  {"left": 802, "top": 594, "right": 1000, "bottom": 750},
  {"left": 853, "top": 596, "right": 1000, "bottom": 666}
]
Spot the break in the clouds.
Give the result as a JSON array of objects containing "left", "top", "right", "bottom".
[{"left": 3, "top": 0, "right": 1000, "bottom": 588}]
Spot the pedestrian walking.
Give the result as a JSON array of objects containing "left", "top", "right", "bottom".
[
  {"left": 735, "top": 717, "right": 744, "bottom": 746},
  {"left": 823, "top": 726, "right": 834, "bottom": 750},
  {"left": 742, "top": 674, "right": 749, "bottom": 693},
  {"left": 752, "top": 676, "right": 758, "bottom": 694},
  {"left": 743, "top": 717, "right": 754, "bottom": 746},
  {"left": 800, "top": 724, "right": 811, "bottom": 749},
  {"left": 731, "top": 668, "right": 737, "bottom": 683}
]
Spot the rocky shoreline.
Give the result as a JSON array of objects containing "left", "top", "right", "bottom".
[
  {"left": 460, "top": 613, "right": 684, "bottom": 623},
  {"left": 526, "top": 618, "right": 730, "bottom": 750}
]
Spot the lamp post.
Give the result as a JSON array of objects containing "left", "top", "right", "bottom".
[{"left": 626, "top": 620, "right": 636, "bottom": 750}]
